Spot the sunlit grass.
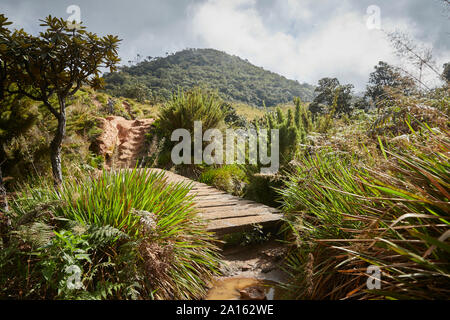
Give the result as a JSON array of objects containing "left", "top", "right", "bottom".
[
  {"left": 279, "top": 127, "right": 450, "bottom": 299},
  {"left": 7, "top": 169, "right": 221, "bottom": 299}
]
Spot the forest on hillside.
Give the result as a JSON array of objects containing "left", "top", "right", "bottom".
[{"left": 102, "top": 48, "right": 316, "bottom": 106}]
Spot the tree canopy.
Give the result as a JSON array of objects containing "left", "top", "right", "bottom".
[
  {"left": 0, "top": 15, "right": 120, "bottom": 185},
  {"left": 443, "top": 62, "right": 450, "bottom": 83},
  {"left": 103, "top": 48, "right": 315, "bottom": 107},
  {"left": 366, "top": 61, "right": 416, "bottom": 103},
  {"left": 308, "top": 77, "right": 354, "bottom": 117}
]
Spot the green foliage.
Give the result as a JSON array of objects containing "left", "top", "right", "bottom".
[
  {"left": 103, "top": 48, "right": 315, "bottom": 107},
  {"left": 240, "top": 224, "right": 271, "bottom": 246},
  {"left": 53, "top": 170, "right": 196, "bottom": 236},
  {"left": 223, "top": 224, "right": 271, "bottom": 247},
  {"left": 1, "top": 216, "right": 140, "bottom": 299},
  {"left": 0, "top": 14, "right": 121, "bottom": 184},
  {"left": 0, "top": 89, "right": 119, "bottom": 186},
  {"left": 1, "top": 16, "right": 121, "bottom": 97},
  {"left": 199, "top": 165, "right": 247, "bottom": 195},
  {"left": 366, "top": 61, "right": 417, "bottom": 104},
  {"left": 279, "top": 128, "right": 450, "bottom": 299},
  {"left": 262, "top": 101, "right": 310, "bottom": 164},
  {"left": 1, "top": 169, "right": 221, "bottom": 299},
  {"left": 221, "top": 103, "right": 248, "bottom": 127},
  {"left": 158, "top": 88, "right": 226, "bottom": 149},
  {"left": 242, "top": 165, "right": 283, "bottom": 207},
  {"left": 123, "top": 83, "right": 151, "bottom": 103},
  {"left": 443, "top": 62, "right": 450, "bottom": 83},
  {"left": 309, "top": 77, "right": 354, "bottom": 117},
  {"left": 370, "top": 93, "right": 449, "bottom": 136},
  {"left": 0, "top": 95, "right": 38, "bottom": 143}
]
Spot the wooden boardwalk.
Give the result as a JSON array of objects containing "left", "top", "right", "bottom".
[{"left": 150, "top": 169, "right": 283, "bottom": 236}]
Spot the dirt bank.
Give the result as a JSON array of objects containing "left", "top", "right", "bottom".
[{"left": 93, "top": 116, "right": 154, "bottom": 168}]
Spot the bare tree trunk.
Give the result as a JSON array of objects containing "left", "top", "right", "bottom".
[
  {"left": 0, "top": 160, "right": 11, "bottom": 247},
  {"left": 50, "top": 97, "right": 66, "bottom": 186},
  {"left": 0, "top": 143, "right": 8, "bottom": 213}
]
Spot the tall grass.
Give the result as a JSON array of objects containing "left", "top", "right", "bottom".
[
  {"left": 158, "top": 88, "right": 225, "bottom": 139},
  {"left": 4, "top": 169, "right": 221, "bottom": 299},
  {"left": 279, "top": 128, "right": 450, "bottom": 299}
]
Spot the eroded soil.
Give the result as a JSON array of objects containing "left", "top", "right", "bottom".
[{"left": 94, "top": 116, "right": 154, "bottom": 168}]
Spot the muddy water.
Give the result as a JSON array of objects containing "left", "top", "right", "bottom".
[{"left": 205, "top": 278, "right": 283, "bottom": 300}]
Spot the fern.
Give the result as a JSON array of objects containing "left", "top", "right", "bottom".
[{"left": 87, "top": 225, "right": 129, "bottom": 246}]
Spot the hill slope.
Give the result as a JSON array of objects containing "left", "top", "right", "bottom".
[{"left": 103, "top": 48, "right": 315, "bottom": 107}]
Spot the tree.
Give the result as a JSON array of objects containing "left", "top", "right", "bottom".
[
  {"left": 443, "top": 63, "right": 450, "bottom": 83},
  {"left": 0, "top": 15, "right": 14, "bottom": 243},
  {"left": 123, "top": 83, "right": 151, "bottom": 103},
  {"left": 309, "top": 77, "right": 354, "bottom": 117},
  {"left": 313, "top": 77, "right": 340, "bottom": 106},
  {"left": 0, "top": 15, "right": 11, "bottom": 101},
  {"left": 0, "top": 15, "right": 120, "bottom": 185},
  {"left": 0, "top": 14, "right": 13, "bottom": 216},
  {"left": 221, "top": 102, "right": 247, "bottom": 127},
  {"left": 102, "top": 48, "right": 316, "bottom": 106},
  {"left": 294, "top": 97, "right": 312, "bottom": 133},
  {"left": 366, "top": 61, "right": 416, "bottom": 104},
  {"left": 353, "top": 95, "right": 371, "bottom": 111}
]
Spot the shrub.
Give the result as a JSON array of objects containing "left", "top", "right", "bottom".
[
  {"left": 370, "top": 91, "right": 449, "bottom": 136},
  {"left": 199, "top": 165, "right": 247, "bottom": 195},
  {"left": 242, "top": 164, "right": 283, "bottom": 207},
  {"left": 1, "top": 169, "right": 221, "bottom": 299},
  {"left": 279, "top": 128, "right": 450, "bottom": 299},
  {"left": 158, "top": 88, "right": 226, "bottom": 142},
  {"left": 262, "top": 105, "right": 307, "bottom": 165}
]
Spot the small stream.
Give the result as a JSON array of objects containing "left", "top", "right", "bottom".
[
  {"left": 206, "top": 277, "right": 284, "bottom": 300},
  {"left": 205, "top": 240, "right": 290, "bottom": 300}
]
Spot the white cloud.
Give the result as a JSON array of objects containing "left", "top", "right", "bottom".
[
  {"left": 2, "top": 0, "right": 448, "bottom": 89},
  {"left": 189, "top": 0, "right": 446, "bottom": 90}
]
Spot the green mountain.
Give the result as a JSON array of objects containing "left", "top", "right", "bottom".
[{"left": 103, "top": 48, "right": 315, "bottom": 107}]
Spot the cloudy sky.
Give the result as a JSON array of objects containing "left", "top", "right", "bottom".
[{"left": 2, "top": 0, "right": 449, "bottom": 90}]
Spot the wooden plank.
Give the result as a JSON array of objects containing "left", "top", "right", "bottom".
[
  {"left": 199, "top": 207, "right": 279, "bottom": 220},
  {"left": 147, "top": 168, "right": 282, "bottom": 235},
  {"left": 203, "top": 203, "right": 279, "bottom": 215},
  {"left": 206, "top": 214, "right": 282, "bottom": 235},
  {"left": 191, "top": 190, "right": 227, "bottom": 195},
  {"left": 191, "top": 193, "right": 232, "bottom": 198}
]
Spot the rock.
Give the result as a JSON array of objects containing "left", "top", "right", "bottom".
[{"left": 239, "top": 286, "right": 267, "bottom": 300}]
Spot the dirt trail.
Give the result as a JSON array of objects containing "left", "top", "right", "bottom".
[{"left": 95, "top": 116, "right": 154, "bottom": 168}]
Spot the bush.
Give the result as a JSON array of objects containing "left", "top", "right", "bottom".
[
  {"left": 158, "top": 88, "right": 226, "bottom": 142},
  {"left": 279, "top": 128, "right": 450, "bottom": 299},
  {"left": 262, "top": 104, "right": 308, "bottom": 165},
  {"left": 1, "top": 169, "right": 221, "bottom": 299},
  {"left": 199, "top": 165, "right": 247, "bottom": 195}
]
